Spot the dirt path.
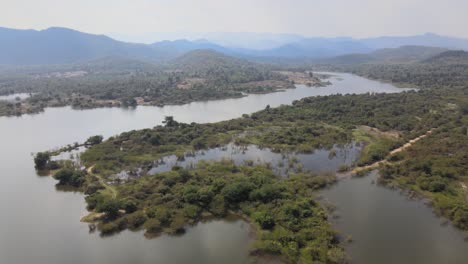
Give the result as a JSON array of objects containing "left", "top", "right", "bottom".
[
  {"left": 389, "top": 129, "right": 434, "bottom": 155},
  {"left": 87, "top": 165, "right": 117, "bottom": 198},
  {"left": 348, "top": 129, "right": 435, "bottom": 175}
]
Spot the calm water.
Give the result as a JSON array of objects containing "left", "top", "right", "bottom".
[
  {"left": 1, "top": 73, "right": 458, "bottom": 264},
  {"left": 136, "top": 142, "right": 360, "bottom": 178},
  {"left": 321, "top": 171, "right": 468, "bottom": 264},
  {"left": 0, "top": 92, "right": 32, "bottom": 102}
]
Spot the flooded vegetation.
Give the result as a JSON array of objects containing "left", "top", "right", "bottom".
[
  {"left": 2, "top": 72, "right": 467, "bottom": 264},
  {"left": 112, "top": 142, "right": 362, "bottom": 179}
]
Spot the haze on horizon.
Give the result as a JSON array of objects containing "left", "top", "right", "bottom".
[{"left": 1, "top": 0, "right": 468, "bottom": 43}]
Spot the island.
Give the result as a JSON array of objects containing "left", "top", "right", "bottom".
[
  {"left": 33, "top": 50, "right": 468, "bottom": 264},
  {"left": 0, "top": 50, "right": 328, "bottom": 117}
]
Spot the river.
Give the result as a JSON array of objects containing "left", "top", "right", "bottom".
[
  {"left": 1, "top": 73, "right": 465, "bottom": 264},
  {"left": 321, "top": 171, "right": 468, "bottom": 264}
]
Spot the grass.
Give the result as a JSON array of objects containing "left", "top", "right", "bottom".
[{"left": 352, "top": 128, "right": 400, "bottom": 166}]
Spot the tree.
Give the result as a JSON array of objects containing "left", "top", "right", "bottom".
[
  {"left": 182, "top": 185, "right": 200, "bottom": 204},
  {"left": 222, "top": 181, "right": 254, "bottom": 204},
  {"left": 163, "top": 116, "right": 178, "bottom": 127},
  {"left": 54, "top": 168, "right": 74, "bottom": 184},
  {"left": 121, "top": 97, "right": 137, "bottom": 107},
  {"left": 149, "top": 134, "right": 161, "bottom": 145},
  {"left": 54, "top": 168, "right": 86, "bottom": 187},
  {"left": 97, "top": 199, "right": 121, "bottom": 219},
  {"left": 249, "top": 184, "right": 283, "bottom": 203},
  {"left": 253, "top": 212, "right": 275, "bottom": 230},
  {"left": 122, "top": 199, "right": 138, "bottom": 213},
  {"left": 34, "top": 152, "right": 50, "bottom": 170},
  {"left": 86, "top": 135, "right": 103, "bottom": 145}
]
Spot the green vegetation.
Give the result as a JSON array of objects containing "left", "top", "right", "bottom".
[
  {"left": 321, "top": 50, "right": 468, "bottom": 230},
  {"left": 320, "top": 45, "right": 448, "bottom": 65},
  {"left": 324, "top": 50, "right": 468, "bottom": 90},
  {"left": 86, "top": 135, "right": 104, "bottom": 145},
  {"left": 54, "top": 167, "right": 87, "bottom": 187},
  {"left": 33, "top": 48, "right": 468, "bottom": 263},
  {"left": 79, "top": 115, "right": 351, "bottom": 177},
  {"left": 80, "top": 84, "right": 451, "bottom": 178},
  {"left": 34, "top": 152, "right": 50, "bottom": 170},
  {"left": 44, "top": 78, "right": 459, "bottom": 262},
  {"left": 379, "top": 121, "right": 468, "bottom": 229},
  {"left": 351, "top": 128, "right": 401, "bottom": 166},
  {"left": 0, "top": 52, "right": 326, "bottom": 117},
  {"left": 87, "top": 161, "right": 345, "bottom": 264}
]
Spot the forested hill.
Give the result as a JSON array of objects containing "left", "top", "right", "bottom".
[
  {"left": 322, "top": 46, "right": 448, "bottom": 65},
  {"left": 168, "top": 49, "right": 269, "bottom": 73},
  {"left": 320, "top": 48, "right": 468, "bottom": 89},
  {"left": 0, "top": 50, "right": 294, "bottom": 116},
  {"left": 150, "top": 40, "right": 230, "bottom": 60},
  {"left": 423, "top": 50, "right": 468, "bottom": 64}
]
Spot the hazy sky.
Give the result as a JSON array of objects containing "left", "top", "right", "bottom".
[{"left": 1, "top": 0, "right": 468, "bottom": 39}]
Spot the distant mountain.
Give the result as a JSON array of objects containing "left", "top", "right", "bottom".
[
  {"left": 2, "top": 26, "right": 468, "bottom": 66},
  {"left": 0, "top": 27, "right": 161, "bottom": 65},
  {"left": 247, "top": 38, "right": 372, "bottom": 58},
  {"left": 111, "top": 32, "right": 305, "bottom": 50},
  {"left": 361, "top": 33, "right": 468, "bottom": 50},
  {"left": 423, "top": 50, "right": 468, "bottom": 64},
  {"left": 196, "top": 32, "right": 305, "bottom": 50},
  {"left": 323, "top": 46, "right": 448, "bottom": 64},
  {"left": 371, "top": 45, "right": 447, "bottom": 61},
  {"left": 150, "top": 39, "right": 231, "bottom": 59},
  {"left": 251, "top": 33, "right": 468, "bottom": 59},
  {"left": 0, "top": 27, "right": 233, "bottom": 65}
]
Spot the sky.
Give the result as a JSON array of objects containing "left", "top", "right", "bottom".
[{"left": 1, "top": 0, "right": 468, "bottom": 42}]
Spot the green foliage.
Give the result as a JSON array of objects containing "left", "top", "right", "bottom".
[
  {"left": 122, "top": 198, "right": 138, "bottom": 213},
  {"left": 96, "top": 199, "right": 121, "bottom": 220},
  {"left": 82, "top": 161, "right": 341, "bottom": 263},
  {"left": 53, "top": 167, "right": 86, "bottom": 187},
  {"left": 253, "top": 211, "right": 275, "bottom": 230},
  {"left": 358, "top": 137, "right": 398, "bottom": 166},
  {"left": 0, "top": 53, "right": 291, "bottom": 117},
  {"left": 222, "top": 180, "right": 255, "bottom": 204},
  {"left": 380, "top": 122, "right": 468, "bottom": 230},
  {"left": 162, "top": 116, "right": 178, "bottom": 127},
  {"left": 125, "top": 211, "right": 147, "bottom": 229},
  {"left": 34, "top": 53, "right": 468, "bottom": 263},
  {"left": 34, "top": 152, "right": 50, "bottom": 170},
  {"left": 86, "top": 135, "right": 104, "bottom": 145},
  {"left": 249, "top": 184, "right": 285, "bottom": 203}
]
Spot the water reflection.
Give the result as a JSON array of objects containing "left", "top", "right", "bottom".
[
  {"left": 320, "top": 171, "right": 468, "bottom": 264},
  {"left": 112, "top": 142, "right": 361, "bottom": 180},
  {"left": 0, "top": 92, "right": 32, "bottom": 102}
]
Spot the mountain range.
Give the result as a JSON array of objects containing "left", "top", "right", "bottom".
[
  {"left": 1, "top": 27, "right": 468, "bottom": 65},
  {"left": 321, "top": 46, "right": 449, "bottom": 64}
]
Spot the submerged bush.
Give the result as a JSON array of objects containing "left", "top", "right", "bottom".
[
  {"left": 53, "top": 168, "right": 86, "bottom": 187},
  {"left": 34, "top": 152, "right": 50, "bottom": 170}
]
